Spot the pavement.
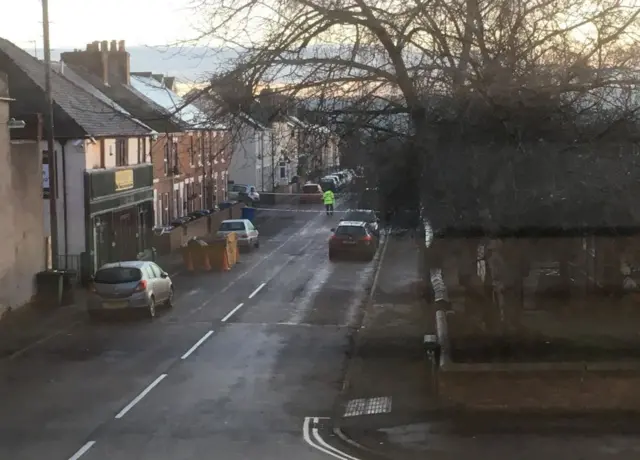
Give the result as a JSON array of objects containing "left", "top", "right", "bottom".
[{"left": 0, "top": 198, "right": 386, "bottom": 460}]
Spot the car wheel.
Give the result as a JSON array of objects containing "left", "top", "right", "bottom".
[
  {"left": 329, "top": 250, "right": 336, "bottom": 261},
  {"left": 148, "top": 296, "right": 156, "bottom": 319},
  {"left": 254, "top": 238, "right": 260, "bottom": 249},
  {"left": 165, "top": 287, "right": 174, "bottom": 308}
]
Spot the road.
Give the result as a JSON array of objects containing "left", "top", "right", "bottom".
[{"left": 0, "top": 202, "right": 379, "bottom": 460}]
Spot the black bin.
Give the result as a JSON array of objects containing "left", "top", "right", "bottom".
[
  {"left": 60, "top": 270, "right": 77, "bottom": 306},
  {"left": 35, "top": 270, "right": 64, "bottom": 308}
]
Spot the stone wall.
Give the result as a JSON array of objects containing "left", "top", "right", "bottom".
[{"left": 0, "top": 73, "right": 46, "bottom": 314}]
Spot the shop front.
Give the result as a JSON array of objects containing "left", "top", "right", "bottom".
[{"left": 84, "top": 165, "right": 154, "bottom": 275}]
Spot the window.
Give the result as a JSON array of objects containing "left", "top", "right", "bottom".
[
  {"left": 149, "top": 263, "right": 163, "bottom": 277},
  {"left": 163, "top": 143, "right": 170, "bottom": 175},
  {"left": 280, "top": 166, "right": 286, "bottom": 179},
  {"left": 162, "top": 192, "right": 169, "bottom": 225},
  {"left": 335, "top": 225, "right": 366, "bottom": 237},
  {"left": 219, "top": 221, "right": 246, "bottom": 232},
  {"left": 138, "top": 137, "right": 147, "bottom": 164},
  {"left": 115, "top": 138, "right": 127, "bottom": 166},
  {"left": 190, "top": 136, "right": 195, "bottom": 166},
  {"left": 94, "top": 267, "right": 141, "bottom": 284},
  {"left": 199, "top": 136, "right": 205, "bottom": 166},
  {"left": 172, "top": 142, "right": 179, "bottom": 174}
]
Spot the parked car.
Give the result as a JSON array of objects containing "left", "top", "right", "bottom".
[
  {"left": 320, "top": 176, "right": 339, "bottom": 193},
  {"left": 340, "top": 209, "right": 380, "bottom": 237},
  {"left": 300, "top": 183, "right": 324, "bottom": 204},
  {"left": 229, "top": 184, "right": 260, "bottom": 205},
  {"left": 87, "top": 261, "right": 173, "bottom": 319},
  {"left": 217, "top": 219, "right": 260, "bottom": 249},
  {"left": 329, "top": 221, "right": 378, "bottom": 261},
  {"left": 325, "top": 174, "right": 343, "bottom": 189}
]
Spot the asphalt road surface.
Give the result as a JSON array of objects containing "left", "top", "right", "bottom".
[{"left": 0, "top": 202, "right": 379, "bottom": 460}]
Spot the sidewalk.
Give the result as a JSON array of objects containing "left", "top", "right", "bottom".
[
  {"left": 336, "top": 234, "right": 435, "bottom": 432},
  {"left": 0, "top": 288, "right": 88, "bottom": 359}
]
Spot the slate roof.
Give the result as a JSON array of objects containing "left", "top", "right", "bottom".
[
  {"left": 130, "top": 74, "right": 225, "bottom": 129},
  {"left": 62, "top": 63, "right": 183, "bottom": 133},
  {"left": 51, "top": 62, "right": 155, "bottom": 133},
  {"left": 0, "top": 37, "right": 152, "bottom": 138}
]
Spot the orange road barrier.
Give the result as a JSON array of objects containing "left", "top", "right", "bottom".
[
  {"left": 181, "top": 247, "right": 194, "bottom": 272},
  {"left": 202, "top": 251, "right": 212, "bottom": 271}
]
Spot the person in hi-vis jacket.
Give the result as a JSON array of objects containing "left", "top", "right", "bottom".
[{"left": 323, "top": 189, "right": 335, "bottom": 216}]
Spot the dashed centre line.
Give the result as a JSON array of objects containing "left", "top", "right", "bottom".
[
  {"left": 115, "top": 374, "right": 167, "bottom": 419},
  {"left": 67, "top": 441, "right": 96, "bottom": 460},
  {"left": 181, "top": 330, "right": 215, "bottom": 360},
  {"left": 248, "top": 282, "right": 267, "bottom": 299},
  {"left": 221, "top": 303, "right": 244, "bottom": 322}
]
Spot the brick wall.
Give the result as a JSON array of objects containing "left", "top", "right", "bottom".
[
  {"left": 439, "top": 366, "right": 640, "bottom": 412},
  {"left": 151, "top": 129, "right": 232, "bottom": 226}
]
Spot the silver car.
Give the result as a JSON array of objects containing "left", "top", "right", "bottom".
[
  {"left": 88, "top": 261, "right": 174, "bottom": 319},
  {"left": 217, "top": 219, "right": 260, "bottom": 249}
]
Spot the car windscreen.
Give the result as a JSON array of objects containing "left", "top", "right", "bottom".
[
  {"left": 335, "top": 225, "right": 366, "bottom": 237},
  {"left": 345, "top": 211, "right": 375, "bottom": 222},
  {"left": 94, "top": 267, "right": 142, "bottom": 284},
  {"left": 231, "top": 185, "right": 247, "bottom": 193},
  {"left": 220, "top": 221, "right": 246, "bottom": 231},
  {"left": 303, "top": 185, "right": 320, "bottom": 193}
]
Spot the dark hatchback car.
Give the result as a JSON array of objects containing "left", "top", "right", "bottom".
[
  {"left": 329, "top": 221, "right": 378, "bottom": 261},
  {"left": 341, "top": 209, "right": 380, "bottom": 236}
]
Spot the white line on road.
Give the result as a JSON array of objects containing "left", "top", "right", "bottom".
[
  {"left": 221, "top": 303, "right": 244, "bottom": 322},
  {"left": 248, "top": 282, "right": 266, "bottom": 299},
  {"left": 180, "top": 330, "right": 214, "bottom": 360},
  {"left": 115, "top": 374, "right": 167, "bottom": 419},
  {"left": 68, "top": 441, "right": 96, "bottom": 460},
  {"left": 303, "top": 417, "right": 361, "bottom": 460}
]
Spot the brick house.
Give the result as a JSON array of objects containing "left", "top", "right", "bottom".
[{"left": 59, "top": 41, "right": 232, "bottom": 228}]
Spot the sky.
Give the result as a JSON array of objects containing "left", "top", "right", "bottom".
[{"left": 1, "top": 0, "right": 196, "bottom": 50}]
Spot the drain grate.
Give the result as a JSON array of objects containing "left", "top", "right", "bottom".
[{"left": 343, "top": 396, "right": 392, "bottom": 417}]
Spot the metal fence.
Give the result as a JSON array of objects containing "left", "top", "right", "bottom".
[{"left": 55, "top": 254, "right": 82, "bottom": 282}]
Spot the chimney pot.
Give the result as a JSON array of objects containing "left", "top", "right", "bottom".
[
  {"left": 101, "top": 40, "right": 108, "bottom": 52},
  {"left": 118, "top": 40, "right": 125, "bottom": 52},
  {"left": 110, "top": 40, "right": 117, "bottom": 52}
]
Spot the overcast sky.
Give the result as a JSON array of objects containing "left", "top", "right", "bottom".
[{"left": 1, "top": 0, "right": 196, "bottom": 49}]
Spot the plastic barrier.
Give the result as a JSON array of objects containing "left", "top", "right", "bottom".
[{"left": 206, "top": 232, "right": 239, "bottom": 271}]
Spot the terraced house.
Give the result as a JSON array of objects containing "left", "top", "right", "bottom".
[
  {"left": 0, "top": 37, "right": 156, "bottom": 281},
  {"left": 59, "top": 40, "right": 232, "bottom": 229}
]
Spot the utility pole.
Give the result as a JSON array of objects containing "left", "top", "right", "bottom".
[
  {"left": 270, "top": 130, "right": 276, "bottom": 191},
  {"left": 42, "top": 0, "right": 59, "bottom": 268}
]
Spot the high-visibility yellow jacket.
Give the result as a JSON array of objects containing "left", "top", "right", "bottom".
[{"left": 323, "top": 190, "right": 335, "bottom": 204}]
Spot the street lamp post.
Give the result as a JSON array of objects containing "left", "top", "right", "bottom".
[{"left": 42, "top": 0, "right": 59, "bottom": 268}]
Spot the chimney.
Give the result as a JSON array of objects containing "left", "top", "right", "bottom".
[
  {"left": 107, "top": 39, "right": 130, "bottom": 85},
  {"left": 110, "top": 40, "right": 117, "bottom": 52},
  {"left": 100, "top": 40, "right": 109, "bottom": 52},
  {"left": 61, "top": 42, "right": 109, "bottom": 85}
]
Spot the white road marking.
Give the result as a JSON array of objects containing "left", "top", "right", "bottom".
[
  {"left": 248, "top": 282, "right": 266, "bottom": 299},
  {"left": 68, "top": 441, "right": 96, "bottom": 460},
  {"left": 180, "top": 330, "right": 214, "bottom": 360},
  {"left": 303, "top": 417, "right": 361, "bottom": 460},
  {"left": 344, "top": 396, "right": 393, "bottom": 417},
  {"left": 221, "top": 303, "right": 244, "bottom": 322},
  {"left": 115, "top": 374, "right": 167, "bottom": 419}
]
